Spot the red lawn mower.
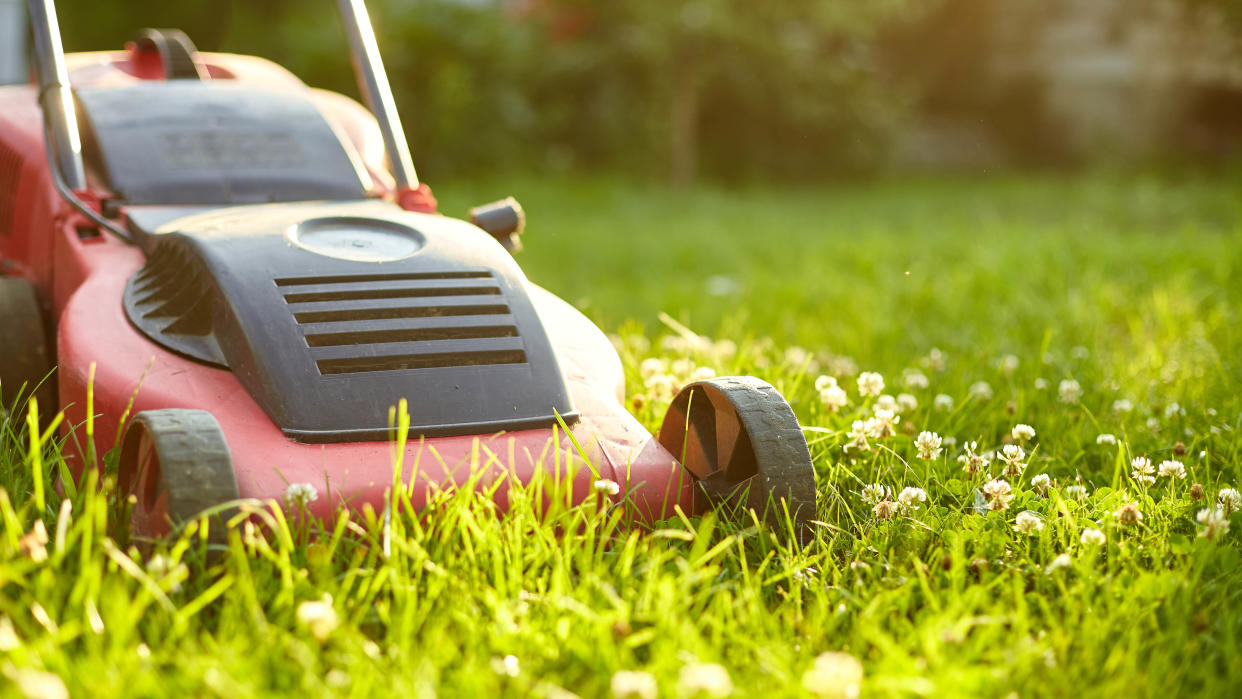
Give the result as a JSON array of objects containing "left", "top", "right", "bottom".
[{"left": 0, "top": 0, "right": 818, "bottom": 541}]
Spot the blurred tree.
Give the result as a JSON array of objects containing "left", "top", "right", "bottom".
[
  {"left": 46, "top": 0, "right": 922, "bottom": 181},
  {"left": 542, "top": 0, "right": 916, "bottom": 183}
]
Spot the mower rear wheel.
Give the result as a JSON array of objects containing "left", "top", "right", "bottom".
[
  {"left": 657, "top": 376, "right": 818, "bottom": 543},
  {"left": 119, "top": 409, "right": 239, "bottom": 543},
  {"left": 0, "top": 276, "right": 55, "bottom": 416}
]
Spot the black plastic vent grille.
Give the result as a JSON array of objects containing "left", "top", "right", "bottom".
[
  {"left": 0, "top": 140, "right": 23, "bottom": 238},
  {"left": 131, "top": 243, "right": 215, "bottom": 335},
  {"left": 277, "top": 271, "right": 528, "bottom": 376},
  {"left": 123, "top": 240, "right": 225, "bottom": 365}
]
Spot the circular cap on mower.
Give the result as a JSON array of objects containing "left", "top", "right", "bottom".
[{"left": 287, "top": 216, "right": 426, "bottom": 262}]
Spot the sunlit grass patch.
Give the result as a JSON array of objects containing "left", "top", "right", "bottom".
[{"left": 2, "top": 171, "right": 1241, "bottom": 696}]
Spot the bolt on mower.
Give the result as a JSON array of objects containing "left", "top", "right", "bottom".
[{"left": 0, "top": 0, "right": 820, "bottom": 543}]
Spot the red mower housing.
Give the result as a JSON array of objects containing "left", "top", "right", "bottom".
[{"left": 0, "top": 0, "right": 818, "bottom": 542}]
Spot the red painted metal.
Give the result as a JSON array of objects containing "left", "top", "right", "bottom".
[{"left": 0, "top": 48, "right": 696, "bottom": 532}]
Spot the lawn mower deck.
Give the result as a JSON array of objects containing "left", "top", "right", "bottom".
[{"left": 0, "top": 0, "right": 819, "bottom": 542}]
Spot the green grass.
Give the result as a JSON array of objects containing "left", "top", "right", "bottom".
[{"left": 3, "top": 171, "right": 1242, "bottom": 697}]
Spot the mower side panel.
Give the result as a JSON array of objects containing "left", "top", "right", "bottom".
[{"left": 0, "top": 86, "right": 61, "bottom": 293}]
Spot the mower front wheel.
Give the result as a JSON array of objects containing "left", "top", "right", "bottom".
[
  {"left": 119, "top": 409, "right": 239, "bottom": 543},
  {"left": 657, "top": 376, "right": 818, "bottom": 543}
]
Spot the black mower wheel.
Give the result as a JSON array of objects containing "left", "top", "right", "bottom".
[
  {"left": 0, "top": 276, "right": 55, "bottom": 416},
  {"left": 657, "top": 376, "right": 818, "bottom": 543},
  {"left": 119, "top": 409, "right": 239, "bottom": 543}
]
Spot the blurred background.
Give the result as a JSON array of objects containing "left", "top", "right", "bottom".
[{"left": 4, "top": 0, "right": 1240, "bottom": 182}]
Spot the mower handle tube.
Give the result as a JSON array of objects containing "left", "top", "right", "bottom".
[
  {"left": 338, "top": 0, "right": 419, "bottom": 191},
  {"left": 27, "top": 0, "right": 84, "bottom": 190},
  {"left": 27, "top": 0, "right": 134, "bottom": 243}
]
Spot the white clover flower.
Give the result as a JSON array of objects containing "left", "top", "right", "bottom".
[
  {"left": 1080, "top": 528, "right": 1106, "bottom": 546},
  {"left": 1058, "top": 379, "right": 1082, "bottom": 403},
  {"left": 691, "top": 366, "right": 717, "bottom": 381},
  {"left": 896, "top": 393, "right": 918, "bottom": 413},
  {"left": 1112, "top": 399, "right": 1134, "bottom": 414},
  {"left": 1145, "top": 416, "right": 1160, "bottom": 433},
  {"left": 968, "top": 381, "right": 994, "bottom": 400},
  {"left": 897, "top": 487, "right": 927, "bottom": 510},
  {"left": 1157, "top": 460, "right": 1186, "bottom": 480},
  {"left": 982, "top": 480, "right": 1013, "bottom": 511},
  {"left": 922, "top": 348, "right": 946, "bottom": 372},
  {"left": 914, "top": 431, "right": 943, "bottom": 460},
  {"left": 1070, "top": 346, "right": 1089, "bottom": 360},
  {"left": 1000, "top": 444, "right": 1027, "bottom": 477},
  {"left": 1034, "top": 378, "right": 1049, "bottom": 390},
  {"left": 296, "top": 593, "right": 339, "bottom": 642},
  {"left": 875, "top": 394, "right": 898, "bottom": 412},
  {"left": 1065, "top": 485, "right": 1088, "bottom": 500},
  {"left": 860, "top": 484, "right": 890, "bottom": 505},
  {"left": 1045, "top": 553, "right": 1072, "bottom": 573},
  {"left": 1130, "top": 457, "right": 1155, "bottom": 485},
  {"left": 903, "top": 369, "right": 930, "bottom": 390},
  {"left": 611, "top": 670, "right": 658, "bottom": 699},
  {"left": 646, "top": 373, "right": 677, "bottom": 399},
  {"left": 843, "top": 420, "right": 872, "bottom": 453},
  {"left": 801, "top": 651, "right": 864, "bottom": 699},
  {"left": 829, "top": 355, "right": 859, "bottom": 377},
  {"left": 1096, "top": 433, "right": 1117, "bottom": 446},
  {"left": 490, "top": 654, "right": 521, "bottom": 678},
  {"left": 659, "top": 335, "right": 687, "bottom": 353},
  {"left": 639, "top": 357, "right": 667, "bottom": 379},
  {"left": 785, "top": 346, "right": 814, "bottom": 369},
  {"left": 712, "top": 339, "right": 736, "bottom": 358},
  {"left": 1164, "top": 402, "right": 1184, "bottom": 418},
  {"left": 820, "top": 385, "right": 849, "bottom": 412},
  {"left": 1197, "top": 507, "right": 1231, "bottom": 540},
  {"left": 1014, "top": 511, "right": 1044, "bottom": 534},
  {"left": 1011, "top": 424, "right": 1036, "bottom": 442},
  {"left": 957, "top": 441, "right": 989, "bottom": 474},
  {"left": 872, "top": 500, "right": 900, "bottom": 520},
  {"left": 933, "top": 394, "right": 954, "bottom": 412},
  {"left": 1030, "top": 473, "right": 1051, "bottom": 493},
  {"left": 943, "top": 436, "right": 957, "bottom": 447},
  {"left": 1115, "top": 502, "right": 1143, "bottom": 524},
  {"left": 593, "top": 479, "right": 621, "bottom": 496},
  {"left": 285, "top": 483, "right": 319, "bottom": 509},
  {"left": 1218, "top": 488, "right": 1242, "bottom": 513},
  {"left": 857, "top": 372, "right": 885, "bottom": 398},
  {"left": 677, "top": 662, "right": 733, "bottom": 698},
  {"left": 848, "top": 560, "right": 871, "bottom": 572},
  {"left": 871, "top": 408, "right": 899, "bottom": 438},
  {"left": 815, "top": 375, "right": 838, "bottom": 392},
  {"left": 999, "top": 354, "right": 1020, "bottom": 376}
]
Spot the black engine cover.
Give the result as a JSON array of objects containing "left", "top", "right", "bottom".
[
  {"left": 123, "top": 201, "right": 577, "bottom": 442},
  {"left": 76, "top": 82, "right": 368, "bottom": 205}
]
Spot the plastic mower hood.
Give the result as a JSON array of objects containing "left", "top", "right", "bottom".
[{"left": 122, "top": 201, "right": 578, "bottom": 443}]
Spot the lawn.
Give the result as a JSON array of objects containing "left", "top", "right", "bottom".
[{"left": 3, "top": 170, "right": 1242, "bottom": 697}]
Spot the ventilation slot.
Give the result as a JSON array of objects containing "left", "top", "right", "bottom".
[
  {"left": 305, "top": 324, "right": 518, "bottom": 347},
  {"left": 280, "top": 270, "right": 526, "bottom": 376},
  {"left": 317, "top": 349, "right": 527, "bottom": 375},
  {"left": 275, "top": 270, "right": 493, "bottom": 286},
  {"left": 283, "top": 285, "right": 501, "bottom": 303},
  {"left": 293, "top": 305, "right": 510, "bottom": 324},
  {"left": 0, "top": 140, "right": 24, "bottom": 238}
]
